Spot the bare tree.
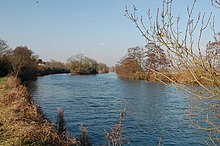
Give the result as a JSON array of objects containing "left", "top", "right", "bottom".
[
  {"left": 67, "top": 54, "right": 98, "bottom": 75},
  {"left": 46, "top": 59, "right": 66, "bottom": 70},
  {"left": 116, "top": 56, "right": 142, "bottom": 80},
  {"left": 125, "top": 0, "right": 220, "bottom": 144},
  {"left": 9, "top": 46, "right": 38, "bottom": 80},
  {"left": 127, "top": 46, "right": 145, "bottom": 67},
  {"left": 145, "top": 42, "right": 169, "bottom": 74},
  {"left": 0, "top": 38, "right": 9, "bottom": 56},
  {"left": 116, "top": 46, "right": 145, "bottom": 80}
]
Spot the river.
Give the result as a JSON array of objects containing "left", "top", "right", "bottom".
[{"left": 28, "top": 73, "right": 208, "bottom": 145}]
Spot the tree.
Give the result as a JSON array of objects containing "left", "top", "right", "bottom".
[
  {"left": 116, "top": 47, "right": 145, "bottom": 80},
  {"left": 67, "top": 54, "right": 98, "bottom": 75},
  {"left": 0, "top": 38, "right": 9, "bottom": 57},
  {"left": 97, "top": 63, "right": 109, "bottom": 74},
  {"left": 127, "top": 46, "right": 145, "bottom": 68},
  {"left": 109, "top": 66, "right": 116, "bottom": 72},
  {"left": 46, "top": 60, "right": 66, "bottom": 70},
  {"left": 9, "top": 46, "right": 38, "bottom": 80},
  {"left": 145, "top": 42, "right": 168, "bottom": 71},
  {"left": 126, "top": 0, "right": 220, "bottom": 144},
  {"left": 0, "top": 56, "right": 10, "bottom": 76},
  {"left": 0, "top": 39, "right": 10, "bottom": 76},
  {"left": 206, "top": 41, "right": 220, "bottom": 70},
  {"left": 116, "top": 56, "right": 143, "bottom": 80},
  {"left": 116, "top": 45, "right": 169, "bottom": 80},
  {"left": 145, "top": 42, "right": 169, "bottom": 80}
]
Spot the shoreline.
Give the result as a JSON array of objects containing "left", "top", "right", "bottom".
[{"left": 0, "top": 76, "right": 77, "bottom": 145}]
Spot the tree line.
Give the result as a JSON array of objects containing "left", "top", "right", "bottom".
[
  {"left": 116, "top": 38, "right": 220, "bottom": 82},
  {"left": 116, "top": 44, "right": 170, "bottom": 81},
  {"left": 0, "top": 39, "right": 109, "bottom": 81},
  {"left": 67, "top": 54, "right": 109, "bottom": 75}
]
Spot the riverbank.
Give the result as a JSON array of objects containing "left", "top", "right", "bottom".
[
  {"left": 116, "top": 69, "right": 220, "bottom": 86},
  {"left": 0, "top": 76, "right": 77, "bottom": 146}
]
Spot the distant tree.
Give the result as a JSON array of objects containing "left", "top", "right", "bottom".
[
  {"left": 127, "top": 46, "right": 145, "bottom": 68},
  {"left": 206, "top": 41, "right": 220, "bottom": 70},
  {"left": 145, "top": 42, "right": 169, "bottom": 71},
  {"left": 0, "top": 56, "right": 10, "bottom": 76},
  {"left": 116, "top": 46, "right": 146, "bottom": 80},
  {"left": 9, "top": 46, "right": 38, "bottom": 80},
  {"left": 109, "top": 66, "right": 116, "bottom": 72},
  {"left": 116, "top": 56, "right": 143, "bottom": 80},
  {"left": 46, "top": 59, "right": 66, "bottom": 70},
  {"left": 0, "top": 38, "right": 9, "bottom": 57},
  {"left": 0, "top": 39, "right": 10, "bottom": 76},
  {"left": 67, "top": 54, "right": 98, "bottom": 75},
  {"left": 97, "top": 63, "right": 109, "bottom": 74},
  {"left": 145, "top": 43, "right": 169, "bottom": 80}
]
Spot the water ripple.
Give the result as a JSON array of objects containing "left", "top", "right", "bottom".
[{"left": 28, "top": 73, "right": 208, "bottom": 145}]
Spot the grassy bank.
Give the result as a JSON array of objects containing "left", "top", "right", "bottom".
[{"left": 0, "top": 76, "right": 77, "bottom": 146}]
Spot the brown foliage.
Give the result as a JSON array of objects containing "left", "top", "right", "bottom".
[
  {"left": 116, "top": 45, "right": 169, "bottom": 81},
  {"left": 9, "top": 46, "right": 38, "bottom": 80},
  {"left": 116, "top": 57, "right": 144, "bottom": 80}
]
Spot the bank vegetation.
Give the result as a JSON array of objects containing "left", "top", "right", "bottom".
[
  {"left": 123, "top": 0, "right": 220, "bottom": 145},
  {"left": 0, "top": 40, "right": 109, "bottom": 81},
  {"left": 67, "top": 54, "right": 109, "bottom": 75},
  {"left": 0, "top": 76, "right": 78, "bottom": 145}
]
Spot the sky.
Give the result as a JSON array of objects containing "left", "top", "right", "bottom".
[{"left": 0, "top": 0, "right": 219, "bottom": 66}]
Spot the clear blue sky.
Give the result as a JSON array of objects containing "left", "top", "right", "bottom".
[{"left": 0, "top": 0, "right": 219, "bottom": 66}]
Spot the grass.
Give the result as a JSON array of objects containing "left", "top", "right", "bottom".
[
  {"left": 0, "top": 76, "right": 77, "bottom": 146},
  {"left": 0, "top": 77, "right": 6, "bottom": 85}
]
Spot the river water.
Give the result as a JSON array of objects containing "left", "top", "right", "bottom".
[{"left": 28, "top": 73, "right": 209, "bottom": 145}]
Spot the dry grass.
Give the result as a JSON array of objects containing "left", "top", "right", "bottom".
[
  {"left": 0, "top": 76, "right": 77, "bottom": 146},
  {"left": 0, "top": 77, "right": 6, "bottom": 85}
]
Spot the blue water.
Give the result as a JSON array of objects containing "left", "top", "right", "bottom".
[{"left": 28, "top": 73, "right": 209, "bottom": 145}]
